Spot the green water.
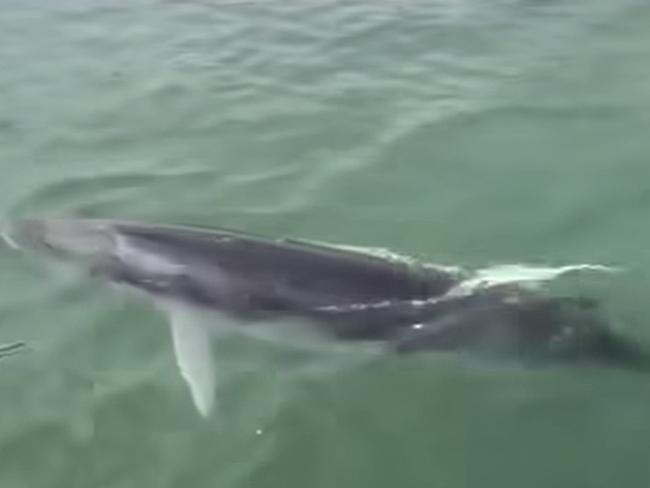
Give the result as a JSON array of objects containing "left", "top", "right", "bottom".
[{"left": 2, "top": 1, "right": 650, "bottom": 486}]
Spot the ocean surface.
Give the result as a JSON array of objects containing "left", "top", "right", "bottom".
[{"left": 1, "top": 1, "right": 650, "bottom": 487}]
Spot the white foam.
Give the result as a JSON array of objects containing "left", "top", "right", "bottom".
[{"left": 450, "top": 263, "right": 617, "bottom": 295}]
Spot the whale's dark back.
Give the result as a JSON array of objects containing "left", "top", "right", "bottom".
[{"left": 113, "top": 223, "right": 459, "bottom": 312}]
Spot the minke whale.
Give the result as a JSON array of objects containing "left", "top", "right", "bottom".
[{"left": 2, "top": 219, "right": 646, "bottom": 416}]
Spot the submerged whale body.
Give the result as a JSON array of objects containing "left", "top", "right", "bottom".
[{"left": 3, "top": 219, "right": 646, "bottom": 415}]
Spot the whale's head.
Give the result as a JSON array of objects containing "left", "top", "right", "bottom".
[
  {"left": 2, "top": 219, "right": 114, "bottom": 261},
  {"left": 2, "top": 219, "right": 224, "bottom": 309}
]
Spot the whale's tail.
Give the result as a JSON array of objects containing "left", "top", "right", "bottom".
[{"left": 392, "top": 290, "right": 650, "bottom": 371}]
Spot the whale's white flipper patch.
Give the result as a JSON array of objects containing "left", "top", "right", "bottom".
[{"left": 169, "top": 308, "right": 216, "bottom": 418}]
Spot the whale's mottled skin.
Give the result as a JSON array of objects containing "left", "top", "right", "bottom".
[{"left": 3, "top": 219, "right": 646, "bottom": 415}]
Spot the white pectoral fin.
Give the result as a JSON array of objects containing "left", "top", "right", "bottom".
[{"left": 169, "top": 310, "right": 217, "bottom": 418}]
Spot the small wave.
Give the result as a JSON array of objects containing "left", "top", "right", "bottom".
[{"left": 452, "top": 263, "right": 619, "bottom": 295}]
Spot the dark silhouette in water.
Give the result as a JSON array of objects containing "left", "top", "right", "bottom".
[
  {"left": 3, "top": 219, "right": 648, "bottom": 416},
  {"left": 7, "top": 219, "right": 645, "bottom": 368}
]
